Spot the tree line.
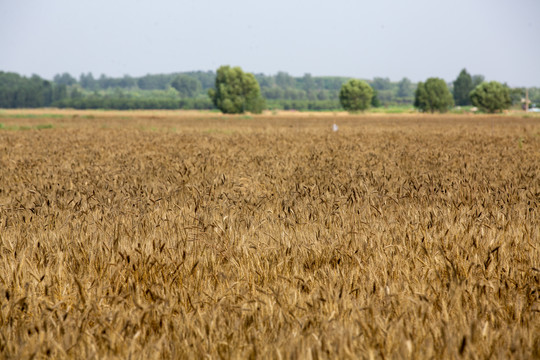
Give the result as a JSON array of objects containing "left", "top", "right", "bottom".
[
  {"left": 0, "top": 69, "right": 538, "bottom": 112},
  {"left": 0, "top": 70, "right": 415, "bottom": 110},
  {"left": 0, "top": 72, "right": 66, "bottom": 108}
]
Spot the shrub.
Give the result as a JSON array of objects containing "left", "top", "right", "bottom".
[
  {"left": 470, "top": 81, "right": 511, "bottom": 113},
  {"left": 339, "top": 79, "right": 374, "bottom": 112},
  {"left": 414, "top": 78, "right": 454, "bottom": 113}
]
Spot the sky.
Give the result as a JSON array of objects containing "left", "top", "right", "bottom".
[{"left": 1, "top": 0, "right": 539, "bottom": 87}]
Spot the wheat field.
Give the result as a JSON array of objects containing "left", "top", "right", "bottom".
[{"left": 0, "top": 110, "right": 539, "bottom": 359}]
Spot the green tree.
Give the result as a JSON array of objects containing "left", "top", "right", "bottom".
[
  {"left": 0, "top": 72, "right": 58, "bottom": 108},
  {"left": 301, "top": 73, "right": 316, "bottom": 92},
  {"left": 370, "top": 77, "right": 395, "bottom": 105},
  {"left": 262, "top": 87, "right": 284, "bottom": 100},
  {"left": 469, "top": 81, "right": 511, "bottom": 113},
  {"left": 255, "top": 73, "right": 275, "bottom": 88},
  {"left": 472, "top": 74, "right": 485, "bottom": 88},
  {"left": 70, "top": 87, "right": 84, "bottom": 99},
  {"left": 397, "top": 77, "right": 414, "bottom": 98},
  {"left": 79, "top": 72, "right": 97, "bottom": 90},
  {"left": 339, "top": 79, "right": 374, "bottom": 112},
  {"left": 316, "top": 90, "right": 328, "bottom": 101},
  {"left": 275, "top": 72, "right": 296, "bottom": 89},
  {"left": 371, "top": 89, "right": 381, "bottom": 107},
  {"left": 119, "top": 75, "right": 137, "bottom": 88},
  {"left": 171, "top": 75, "right": 202, "bottom": 98},
  {"left": 414, "top": 78, "right": 454, "bottom": 113},
  {"left": 53, "top": 72, "right": 77, "bottom": 86},
  {"left": 453, "top": 69, "right": 473, "bottom": 106},
  {"left": 371, "top": 77, "right": 393, "bottom": 91},
  {"left": 52, "top": 84, "right": 68, "bottom": 102},
  {"left": 208, "top": 66, "right": 265, "bottom": 114},
  {"left": 508, "top": 87, "right": 524, "bottom": 106},
  {"left": 137, "top": 74, "right": 171, "bottom": 90},
  {"left": 527, "top": 88, "right": 540, "bottom": 106}
]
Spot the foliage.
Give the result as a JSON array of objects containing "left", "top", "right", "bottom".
[
  {"left": 528, "top": 88, "right": 540, "bottom": 106},
  {"left": 137, "top": 74, "right": 174, "bottom": 90},
  {"left": 96, "top": 74, "right": 137, "bottom": 89},
  {"left": 45, "top": 71, "right": 419, "bottom": 110},
  {"left": 53, "top": 72, "right": 77, "bottom": 86},
  {"left": 275, "top": 71, "right": 296, "bottom": 89},
  {"left": 300, "top": 73, "right": 316, "bottom": 92},
  {"left": 79, "top": 72, "right": 98, "bottom": 91},
  {"left": 472, "top": 74, "right": 485, "bottom": 88},
  {"left": 7, "top": 69, "right": 535, "bottom": 112},
  {"left": 371, "top": 77, "right": 393, "bottom": 91},
  {"left": 54, "top": 95, "right": 213, "bottom": 110},
  {"left": 371, "top": 89, "right": 381, "bottom": 107},
  {"left": 414, "top": 78, "right": 454, "bottom": 113},
  {"left": 469, "top": 81, "right": 511, "bottom": 113},
  {"left": 171, "top": 75, "right": 202, "bottom": 98},
  {"left": 208, "top": 66, "right": 265, "bottom": 114},
  {"left": 508, "top": 87, "right": 524, "bottom": 106},
  {"left": 266, "top": 99, "right": 342, "bottom": 111},
  {"left": 369, "top": 77, "right": 397, "bottom": 106},
  {"left": 339, "top": 79, "right": 374, "bottom": 112},
  {"left": 0, "top": 72, "right": 60, "bottom": 108},
  {"left": 396, "top": 77, "right": 414, "bottom": 98},
  {"left": 453, "top": 69, "right": 473, "bottom": 106}
]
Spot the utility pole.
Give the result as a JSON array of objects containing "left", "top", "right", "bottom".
[{"left": 525, "top": 88, "right": 529, "bottom": 112}]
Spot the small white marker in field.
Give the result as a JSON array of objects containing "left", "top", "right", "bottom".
[{"left": 332, "top": 124, "right": 339, "bottom": 132}]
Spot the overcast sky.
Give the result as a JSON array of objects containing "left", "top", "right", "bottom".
[{"left": 1, "top": 0, "right": 539, "bottom": 86}]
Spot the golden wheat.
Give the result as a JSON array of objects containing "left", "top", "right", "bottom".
[{"left": 0, "top": 111, "right": 539, "bottom": 359}]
